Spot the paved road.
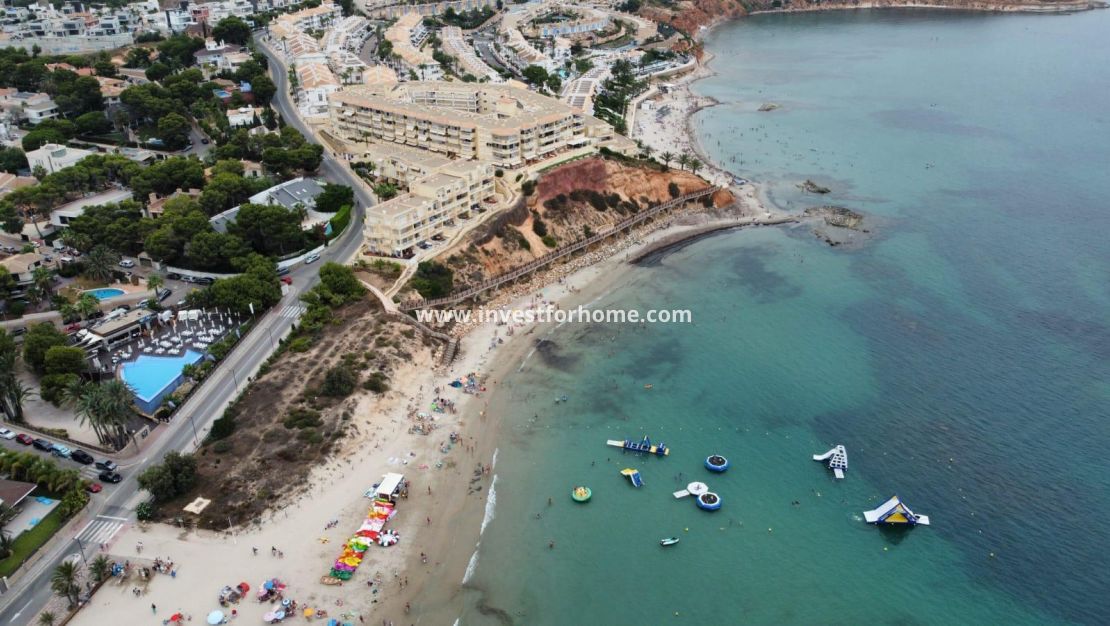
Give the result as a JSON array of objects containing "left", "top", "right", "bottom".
[
  {"left": 0, "top": 44, "right": 370, "bottom": 626},
  {"left": 255, "top": 33, "right": 376, "bottom": 214}
]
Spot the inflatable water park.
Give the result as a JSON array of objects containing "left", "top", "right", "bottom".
[
  {"left": 606, "top": 435, "right": 669, "bottom": 456},
  {"left": 672, "top": 481, "right": 722, "bottom": 511},
  {"left": 863, "top": 495, "right": 930, "bottom": 526},
  {"left": 620, "top": 468, "right": 644, "bottom": 487},
  {"left": 813, "top": 445, "right": 848, "bottom": 479}
]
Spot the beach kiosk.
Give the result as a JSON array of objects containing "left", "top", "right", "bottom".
[{"left": 375, "top": 473, "right": 406, "bottom": 502}]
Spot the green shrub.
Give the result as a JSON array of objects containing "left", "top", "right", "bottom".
[
  {"left": 521, "top": 180, "right": 536, "bottom": 196},
  {"left": 283, "top": 407, "right": 322, "bottom": 429},
  {"left": 320, "top": 364, "right": 357, "bottom": 397},
  {"left": 542, "top": 235, "right": 558, "bottom": 248},
  {"left": 410, "top": 261, "right": 454, "bottom": 298},
  {"left": 668, "top": 182, "right": 680, "bottom": 198},
  {"left": 327, "top": 204, "right": 352, "bottom": 240},
  {"left": 136, "top": 501, "right": 155, "bottom": 521},
  {"left": 532, "top": 216, "right": 548, "bottom": 237},
  {"left": 40, "top": 373, "right": 79, "bottom": 405},
  {"left": 363, "top": 372, "right": 390, "bottom": 394},
  {"left": 212, "top": 440, "right": 233, "bottom": 454},
  {"left": 288, "top": 336, "right": 313, "bottom": 352},
  {"left": 210, "top": 412, "right": 236, "bottom": 440}
]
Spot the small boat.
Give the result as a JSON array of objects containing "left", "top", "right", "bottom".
[
  {"left": 660, "top": 537, "right": 680, "bottom": 547},
  {"left": 571, "top": 486, "right": 592, "bottom": 502},
  {"left": 643, "top": 384, "right": 653, "bottom": 389}
]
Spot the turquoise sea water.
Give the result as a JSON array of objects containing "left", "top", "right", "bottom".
[{"left": 455, "top": 9, "right": 1110, "bottom": 625}]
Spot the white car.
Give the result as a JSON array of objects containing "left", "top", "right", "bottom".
[
  {"left": 0, "top": 428, "right": 15, "bottom": 440},
  {"left": 304, "top": 252, "right": 321, "bottom": 264},
  {"left": 119, "top": 259, "right": 135, "bottom": 268}
]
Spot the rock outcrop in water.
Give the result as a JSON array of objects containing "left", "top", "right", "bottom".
[
  {"left": 805, "top": 205, "right": 868, "bottom": 247},
  {"left": 758, "top": 102, "right": 781, "bottom": 112},
  {"left": 799, "top": 179, "right": 831, "bottom": 194}
]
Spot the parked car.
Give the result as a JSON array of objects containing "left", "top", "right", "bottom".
[
  {"left": 71, "top": 450, "right": 94, "bottom": 465},
  {"left": 280, "top": 276, "right": 293, "bottom": 286},
  {"left": 158, "top": 288, "right": 173, "bottom": 301},
  {"left": 95, "top": 460, "right": 118, "bottom": 472},
  {"left": 32, "top": 438, "right": 52, "bottom": 451},
  {"left": 85, "top": 482, "right": 103, "bottom": 493},
  {"left": 0, "top": 428, "right": 15, "bottom": 440},
  {"left": 201, "top": 138, "right": 210, "bottom": 145},
  {"left": 65, "top": 322, "right": 83, "bottom": 333},
  {"left": 98, "top": 471, "right": 122, "bottom": 484},
  {"left": 15, "top": 433, "right": 33, "bottom": 445},
  {"left": 304, "top": 252, "right": 321, "bottom": 264},
  {"left": 51, "top": 444, "right": 71, "bottom": 458},
  {"left": 119, "top": 259, "right": 135, "bottom": 268}
]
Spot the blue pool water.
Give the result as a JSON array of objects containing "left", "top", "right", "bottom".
[
  {"left": 84, "top": 288, "right": 124, "bottom": 301},
  {"left": 120, "top": 350, "right": 204, "bottom": 413}
]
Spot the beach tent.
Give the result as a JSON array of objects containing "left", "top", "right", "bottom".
[{"left": 375, "top": 473, "right": 404, "bottom": 500}]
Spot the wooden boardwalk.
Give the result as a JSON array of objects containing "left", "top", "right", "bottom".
[{"left": 400, "top": 186, "right": 719, "bottom": 311}]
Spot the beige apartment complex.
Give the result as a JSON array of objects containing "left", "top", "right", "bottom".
[
  {"left": 356, "top": 143, "right": 496, "bottom": 255},
  {"left": 329, "top": 81, "right": 622, "bottom": 169}
]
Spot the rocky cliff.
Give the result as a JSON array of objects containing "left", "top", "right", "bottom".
[
  {"left": 437, "top": 157, "right": 730, "bottom": 286},
  {"left": 641, "top": 0, "right": 1100, "bottom": 43}
]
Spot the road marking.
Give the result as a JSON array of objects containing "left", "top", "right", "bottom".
[
  {"left": 75, "top": 517, "right": 124, "bottom": 545},
  {"left": 99, "top": 515, "right": 128, "bottom": 521},
  {"left": 9, "top": 600, "right": 32, "bottom": 623},
  {"left": 278, "top": 305, "right": 305, "bottom": 319}
]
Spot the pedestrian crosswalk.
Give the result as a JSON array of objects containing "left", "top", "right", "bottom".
[
  {"left": 75, "top": 516, "right": 126, "bottom": 545},
  {"left": 278, "top": 305, "right": 305, "bottom": 319}
]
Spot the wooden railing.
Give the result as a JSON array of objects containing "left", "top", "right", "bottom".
[{"left": 400, "top": 186, "right": 718, "bottom": 311}]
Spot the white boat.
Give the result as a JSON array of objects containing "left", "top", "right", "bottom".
[{"left": 659, "top": 537, "right": 680, "bottom": 546}]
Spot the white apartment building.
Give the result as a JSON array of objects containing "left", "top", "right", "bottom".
[
  {"left": 384, "top": 13, "right": 442, "bottom": 81},
  {"left": 441, "top": 26, "right": 500, "bottom": 83},
  {"left": 330, "top": 82, "right": 624, "bottom": 169}
]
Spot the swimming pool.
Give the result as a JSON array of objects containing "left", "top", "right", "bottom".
[
  {"left": 120, "top": 350, "right": 204, "bottom": 413},
  {"left": 84, "top": 288, "right": 125, "bottom": 300}
]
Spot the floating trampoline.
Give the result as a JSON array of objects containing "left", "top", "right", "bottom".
[
  {"left": 705, "top": 455, "right": 730, "bottom": 472},
  {"left": 696, "top": 492, "right": 722, "bottom": 511}
]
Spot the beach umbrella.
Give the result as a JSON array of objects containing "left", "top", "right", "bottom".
[
  {"left": 303, "top": 608, "right": 315, "bottom": 618},
  {"left": 262, "top": 612, "right": 276, "bottom": 622},
  {"left": 207, "top": 610, "right": 225, "bottom": 625},
  {"left": 274, "top": 610, "right": 286, "bottom": 620},
  {"left": 170, "top": 614, "right": 184, "bottom": 622}
]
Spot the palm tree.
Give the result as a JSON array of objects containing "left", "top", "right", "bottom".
[
  {"left": 31, "top": 266, "right": 53, "bottom": 299},
  {"left": 76, "top": 293, "right": 100, "bottom": 320},
  {"left": 49, "top": 469, "right": 81, "bottom": 494},
  {"left": 660, "top": 151, "right": 674, "bottom": 170},
  {"left": 89, "top": 554, "right": 110, "bottom": 583},
  {"left": 69, "top": 381, "right": 136, "bottom": 449},
  {"left": 0, "top": 529, "right": 13, "bottom": 561},
  {"left": 37, "top": 612, "right": 56, "bottom": 626},
  {"left": 83, "top": 245, "right": 119, "bottom": 284},
  {"left": 50, "top": 561, "right": 81, "bottom": 608},
  {"left": 689, "top": 158, "right": 702, "bottom": 175},
  {"left": 59, "top": 303, "right": 78, "bottom": 323},
  {"left": 677, "top": 152, "right": 691, "bottom": 171},
  {"left": 98, "top": 380, "right": 137, "bottom": 449},
  {"left": 146, "top": 273, "right": 164, "bottom": 293}
]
